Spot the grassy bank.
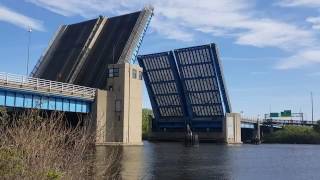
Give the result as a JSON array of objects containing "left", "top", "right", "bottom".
[
  {"left": 0, "top": 108, "right": 120, "bottom": 179},
  {"left": 263, "top": 124, "right": 320, "bottom": 144},
  {"left": 142, "top": 108, "right": 153, "bottom": 139}
]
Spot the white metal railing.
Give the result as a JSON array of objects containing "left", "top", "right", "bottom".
[
  {"left": 0, "top": 72, "right": 96, "bottom": 100},
  {"left": 264, "top": 119, "right": 317, "bottom": 125},
  {"left": 241, "top": 117, "right": 263, "bottom": 124},
  {"left": 241, "top": 116, "right": 317, "bottom": 125}
]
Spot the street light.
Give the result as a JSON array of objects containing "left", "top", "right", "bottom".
[
  {"left": 26, "top": 26, "right": 32, "bottom": 76},
  {"left": 311, "top": 92, "right": 314, "bottom": 124}
]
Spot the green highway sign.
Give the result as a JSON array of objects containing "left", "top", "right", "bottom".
[
  {"left": 270, "top": 113, "right": 279, "bottom": 117},
  {"left": 281, "top": 110, "right": 291, "bottom": 117}
]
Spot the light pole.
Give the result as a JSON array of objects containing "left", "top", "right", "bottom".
[
  {"left": 26, "top": 26, "right": 32, "bottom": 76},
  {"left": 311, "top": 92, "right": 314, "bottom": 124}
]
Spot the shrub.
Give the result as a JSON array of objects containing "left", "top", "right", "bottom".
[
  {"left": 0, "top": 109, "right": 121, "bottom": 179},
  {"left": 45, "top": 169, "right": 63, "bottom": 180},
  {"left": 313, "top": 120, "right": 320, "bottom": 133},
  {"left": 264, "top": 125, "right": 320, "bottom": 144},
  {"left": 142, "top": 109, "right": 153, "bottom": 138},
  {"left": 0, "top": 147, "right": 24, "bottom": 178}
]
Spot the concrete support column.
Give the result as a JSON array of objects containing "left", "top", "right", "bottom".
[
  {"left": 253, "top": 122, "right": 261, "bottom": 144},
  {"left": 92, "top": 89, "right": 107, "bottom": 144},
  {"left": 224, "top": 113, "right": 242, "bottom": 144}
]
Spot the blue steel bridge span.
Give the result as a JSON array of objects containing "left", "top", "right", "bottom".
[
  {"left": 138, "top": 43, "right": 232, "bottom": 133},
  {"left": 0, "top": 72, "right": 95, "bottom": 113}
]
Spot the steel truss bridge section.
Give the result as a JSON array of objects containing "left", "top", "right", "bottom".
[{"left": 138, "top": 43, "right": 232, "bottom": 132}]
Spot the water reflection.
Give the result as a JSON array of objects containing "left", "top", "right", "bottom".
[
  {"left": 95, "top": 142, "right": 320, "bottom": 180},
  {"left": 95, "top": 146, "right": 122, "bottom": 179}
]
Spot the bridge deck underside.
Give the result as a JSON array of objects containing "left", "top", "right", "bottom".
[
  {"left": 174, "top": 45, "right": 225, "bottom": 131},
  {"left": 139, "top": 44, "right": 231, "bottom": 132},
  {"left": 139, "top": 52, "right": 187, "bottom": 131}
]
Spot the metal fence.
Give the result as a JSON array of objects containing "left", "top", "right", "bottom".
[{"left": 0, "top": 72, "right": 96, "bottom": 100}]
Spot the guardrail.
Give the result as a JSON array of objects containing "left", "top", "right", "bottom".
[
  {"left": 264, "top": 119, "right": 317, "bottom": 125},
  {"left": 241, "top": 117, "right": 263, "bottom": 123},
  {"left": 241, "top": 117, "right": 317, "bottom": 125},
  {"left": 0, "top": 72, "right": 96, "bottom": 100}
]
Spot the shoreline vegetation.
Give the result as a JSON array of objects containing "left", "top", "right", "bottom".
[
  {"left": 0, "top": 108, "right": 121, "bottom": 179},
  {"left": 142, "top": 108, "right": 320, "bottom": 145},
  {"left": 142, "top": 109, "right": 153, "bottom": 139},
  {"left": 263, "top": 123, "right": 320, "bottom": 144}
]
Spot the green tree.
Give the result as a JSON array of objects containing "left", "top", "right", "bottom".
[
  {"left": 313, "top": 120, "right": 320, "bottom": 133},
  {"left": 142, "top": 109, "right": 153, "bottom": 138}
]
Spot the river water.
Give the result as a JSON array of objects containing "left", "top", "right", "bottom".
[{"left": 96, "top": 142, "right": 320, "bottom": 180}]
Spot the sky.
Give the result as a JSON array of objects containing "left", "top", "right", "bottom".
[{"left": 0, "top": 0, "right": 320, "bottom": 120}]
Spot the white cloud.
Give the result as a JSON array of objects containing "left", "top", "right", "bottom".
[
  {"left": 150, "top": 16, "right": 194, "bottom": 41},
  {"left": 26, "top": 0, "right": 144, "bottom": 17},
  {"left": 0, "top": 5, "right": 44, "bottom": 31},
  {"left": 306, "top": 16, "right": 320, "bottom": 30},
  {"left": 276, "top": 0, "right": 320, "bottom": 7},
  {"left": 276, "top": 49, "right": 320, "bottom": 69},
  {"left": 235, "top": 19, "right": 314, "bottom": 50},
  {"left": 26, "top": 0, "right": 320, "bottom": 69},
  {"left": 27, "top": 0, "right": 316, "bottom": 48}
]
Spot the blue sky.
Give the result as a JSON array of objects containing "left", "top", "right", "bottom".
[{"left": 0, "top": 0, "right": 320, "bottom": 120}]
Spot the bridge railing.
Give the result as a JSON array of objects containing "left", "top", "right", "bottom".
[
  {"left": 264, "top": 119, "right": 317, "bottom": 125},
  {"left": 241, "top": 117, "right": 263, "bottom": 124},
  {"left": 0, "top": 72, "right": 96, "bottom": 100},
  {"left": 241, "top": 116, "right": 317, "bottom": 126}
]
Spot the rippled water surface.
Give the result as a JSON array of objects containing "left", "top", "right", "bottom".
[{"left": 96, "top": 142, "right": 320, "bottom": 180}]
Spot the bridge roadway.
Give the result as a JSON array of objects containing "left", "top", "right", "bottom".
[
  {"left": 241, "top": 117, "right": 316, "bottom": 129},
  {"left": 0, "top": 72, "right": 95, "bottom": 113}
]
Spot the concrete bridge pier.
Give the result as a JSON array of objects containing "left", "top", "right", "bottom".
[
  {"left": 252, "top": 122, "right": 261, "bottom": 144},
  {"left": 224, "top": 113, "right": 242, "bottom": 144}
]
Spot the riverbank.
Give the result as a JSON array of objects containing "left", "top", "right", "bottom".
[{"left": 263, "top": 125, "right": 320, "bottom": 144}]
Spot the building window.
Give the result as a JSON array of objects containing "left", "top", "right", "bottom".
[
  {"left": 139, "top": 71, "right": 143, "bottom": 80},
  {"left": 132, "top": 69, "right": 137, "bottom": 79},
  {"left": 108, "top": 68, "right": 113, "bottom": 78},
  {"left": 115, "top": 100, "right": 121, "bottom": 112},
  {"left": 108, "top": 68, "right": 119, "bottom": 78},
  {"left": 113, "top": 68, "right": 119, "bottom": 77}
]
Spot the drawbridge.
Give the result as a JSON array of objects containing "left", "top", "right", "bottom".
[{"left": 138, "top": 44, "right": 232, "bottom": 136}]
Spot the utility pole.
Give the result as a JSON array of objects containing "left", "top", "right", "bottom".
[
  {"left": 269, "top": 104, "right": 271, "bottom": 114},
  {"left": 311, "top": 92, "right": 314, "bottom": 124},
  {"left": 26, "top": 26, "right": 32, "bottom": 76}
]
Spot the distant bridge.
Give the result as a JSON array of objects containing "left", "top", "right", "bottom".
[
  {"left": 0, "top": 72, "right": 95, "bottom": 113},
  {"left": 241, "top": 117, "right": 316, "bottom": 129}
]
